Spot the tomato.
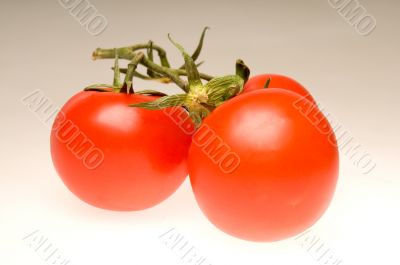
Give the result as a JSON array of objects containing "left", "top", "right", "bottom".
[
  {"left": 243, "top": 74, "right": 316, "bottom": 103},
  {"left": 188, "top": 89, "right": 338, "bottom": 241},
  {"left": 51, "top": 90, "right": 193, "bottom": 211}
]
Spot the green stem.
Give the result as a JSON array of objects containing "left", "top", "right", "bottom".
[
  {"left": 93, "top": 27, "right": 208, "bottom": 70},
  {"left": 94, "top": 48, "right": 188, "bottom": 92},
  {"left": 179, "top": 27, "right": 209, "bottom": 69},
  {"left": 168, "top": 34, "right": 203, "bottom": 89},
  {"left": 113, "top": 49, "right": 121, "bottom": 88},
  {"left": 172, "top": 68, "right": 213, "bottom": 81},
  {"left": 141, "top": 56, "right": 189, "bottom": 92},
  {"left": 92, "top": 44, "right": 170, "bottom": 67},
  {"left": 126, "top": 41, "right": 171, "bottom": 68},
  {"left": 129, "top": 43, "right": 171, "bottom": 68},
  {"left": 93, "top": 47, "right": 132, "bottom": 60},
  {"left": 117, "top": 67, "right": 214, "bottom": 81},
  {"left": 120, "top": 52, "right": 144, "bottom": 93},
  {"left": 146, "top": 40, "right": 156, "bottom": 78},
  {"left": 111, "top": 68, "right": 161, "bottom": 81}
]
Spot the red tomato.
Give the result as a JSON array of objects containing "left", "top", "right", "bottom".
[
  {"left": 51, "top": 90, "right": 193, "bottom": 211},
  {"left": 243, "top": 74, "right": 316, "bottom": 103},
  {"left": 188, "top": 89, "right": 338, "bottom": 241}
]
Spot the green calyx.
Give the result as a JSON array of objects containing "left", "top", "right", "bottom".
[{"left": 129, "top": 35, "right": 250, "bottom": 127}]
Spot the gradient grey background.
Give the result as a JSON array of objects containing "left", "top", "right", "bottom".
[{"left": 1, "top": 0, "right": 399, "bottom": 264}]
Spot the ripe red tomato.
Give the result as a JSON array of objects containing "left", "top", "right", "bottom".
[
  {"left": 243, "top": 74, "right": 315, "bottom": 103},
  {"left": 51, "top": 90, "right": 193, "bottom": 211},
  {"left": 188, "top": 89, "right": 338, "bottom": 241}
]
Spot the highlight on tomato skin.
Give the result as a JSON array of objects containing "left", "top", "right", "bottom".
[
  {"left": 50, "top": 90, "right": 193, "bottom": 211},
  {"left": 242, "top": 74, "right": 316, "bottom": 104},
  {"left": 188, "top": 88, "right": 339, "bottom": 242}
]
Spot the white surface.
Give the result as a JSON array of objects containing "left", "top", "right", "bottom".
[{"left": 1, "top": 0, "right": 399, "bottom": 264}]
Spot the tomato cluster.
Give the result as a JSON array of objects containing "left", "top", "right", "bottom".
[{"left": 51, "top": 31, "right": 338, "bottom": 242}]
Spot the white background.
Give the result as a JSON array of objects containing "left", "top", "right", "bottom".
[{"left": 1, "top": 0, "right": 399, "bottom": 264}]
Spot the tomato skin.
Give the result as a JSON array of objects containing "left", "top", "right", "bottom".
[
  {"left": 243, "top": 74, "right": 315, "bottom": 103},
  {"left": 188, "top": 89, "right": 338, "bottom": 241},
  {"left": 51, "top": 91, "right": 193, "bottom": 211}
]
